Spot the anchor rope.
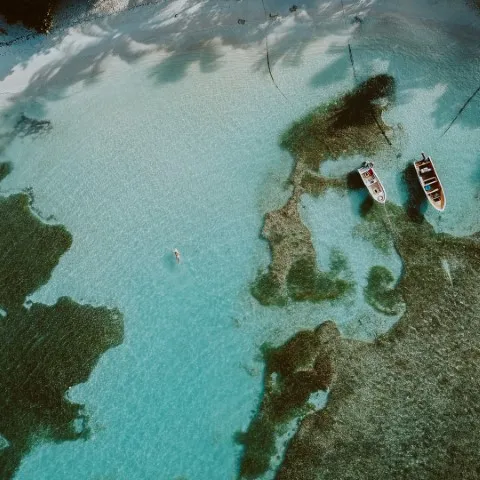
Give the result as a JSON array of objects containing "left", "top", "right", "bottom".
[
  {"left": 340, "top": 0, "right": 391, "bottom": 147},
  {"left": 260, "top": 0, "right": 289, "bottom": 101},
  {"left": 340, "top": 0, "right": 358, "bottom": 83},
  {"left": 441, "top": 83, "right": 480, "bottom": 137}
]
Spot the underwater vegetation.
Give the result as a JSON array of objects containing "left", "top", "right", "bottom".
[
  {"left": 243, "top": 74, "right": 399, "bottom": 476},
  {"left": 251, "top": 74, "right": 396, "bottom": 306},
  {"left": 0, "top": 194, "right": 71, "bottom": 310},
  {"left": 0, "top": 193, "right": 124, "bottom": 479},
  {"left": 0, "top": 162, "right": 12, "bottom": 182},
  {"left": 245, "top": 199, "right": 480, "bottom": 479},
  {"left": 364, "top": 265, "right": 404, "bottom": 315},
  {"left": 236, "top": 324, "right": 338, "bottom": 478},
  {"left": 274, "top": 202, "right": 480, "bottom": 480},
  {"left": 244, "top": 71, "right": 480, "bottom": 479},
  {"left": 251, "top": 195, "right": 352, "bottom": 306},
  {"left": 279, "top": 74, "right": 395, "bottom": 172}
]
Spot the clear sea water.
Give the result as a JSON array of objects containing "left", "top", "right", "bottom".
[{"left": 0, "top": 0, "right": 479, "bottom": 478}]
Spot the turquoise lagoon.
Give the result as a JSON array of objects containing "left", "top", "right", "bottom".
[{"left": 0, "top": 0, "right": 479, "bottom": 478}]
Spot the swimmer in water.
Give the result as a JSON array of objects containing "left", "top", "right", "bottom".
[{"left": 174, "top": 248, "right": 180, "bottom": 263}]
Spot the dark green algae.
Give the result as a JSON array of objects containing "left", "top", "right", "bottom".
[
  {"left": 275, "top": 203, "right": 480, "bottom": 480},
  {"left": 279, "top": 73, "right": 395, "bottom": 172},
  {"left": 236, "top": 327, "right": 337, "bottom": 478},
  {"left": 0, "top": 193, "right": 124, "bottom": 479},
  {"left": 0, "top": 162, "right": 12, "bottom": 182},
  {"left": 0, "top": 193, "right": 71, "bottom": 310},
  {"left": 364, "top": 265, "right": 404, "bottom": 316},
  {"left": 251, "top": 74, "right": 396, "bottom": 307}
]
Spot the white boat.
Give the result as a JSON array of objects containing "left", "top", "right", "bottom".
[
  {"left": 357, "top": 162, "right": 386, "bottom": 204},
  {"left": 414, "top": 153, "right": 446, "bottom": 211}
]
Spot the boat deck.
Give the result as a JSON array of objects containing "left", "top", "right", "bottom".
[
  {"left": 358, "top": 165, "right": 386, "bottom": 203},
  {"left": 414, "top": 156, "right": 445, "bottom": 208}
]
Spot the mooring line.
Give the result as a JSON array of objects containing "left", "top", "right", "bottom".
[
  {"left": 370, "top": 108, "right": 392, "bottom": 146},
  {"left": 340, "top": 0, "right": 358, "bottom": 83},
  {"left": 441, "top": 83, "right": 480, "bottom": 137},
  {"left": 340, "top": 0, "right": 391, "bottom": 147},
  {"left": 260, "top": 0, "right": 288, "bottom": 101},
  {"left": 381, "top": 204, "right": 401, "bottom": 244}
]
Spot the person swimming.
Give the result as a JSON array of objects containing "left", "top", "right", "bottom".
[{"left": 174, "top": 248, "right": 180, "bottom": 263}]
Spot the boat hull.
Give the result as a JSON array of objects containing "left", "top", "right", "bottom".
[
  {"left": 358, "top": 164, "right": 386, "bottom": 204},
  {"left": 414, "top": 153, "right": 446, "bottom": 211}
]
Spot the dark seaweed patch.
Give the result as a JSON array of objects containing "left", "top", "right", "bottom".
[
  {"left": 364, "top": 265, "right": 404, "bottom": 315},
  {"left": 0, "top": 298, "right": 123, "bottom": 479},
  {"left": 251, "top": 197, "right": 353, "bottom": 306},
  {"left": 14, "top": 114, "right": 52, "bottom": 138},
  {"left": 0, "top": 162, "right": 12, "bottom": 183},
  {"left": 250, "top": 270, "right": 287, "bottom": 307},
  {"left": 0, "top": 194, "right": 72, "bottom": 310},
  {"left": 280, "top": 74, "right": 395, "bottom": 172},
  {"left": 236, "top": 323, "right": 338, "bottom": 479},
  {"left": 235, "top": 416, "right": 277, "bottom": 479},
  {"left": 0, "top": 192, "right": 124, "bottom": 479},
  {"left": 287, "top": 257, "right": 352, "bottom": 303}
]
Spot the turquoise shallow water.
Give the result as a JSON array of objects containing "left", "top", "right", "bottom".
[{"left": 0, "top": 0, "right": 479, "bottom": 478}]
